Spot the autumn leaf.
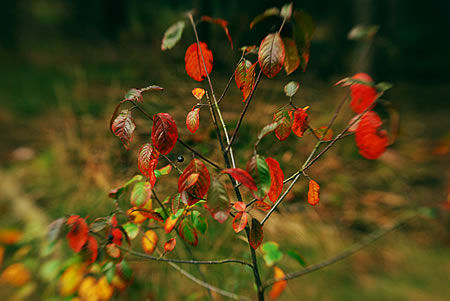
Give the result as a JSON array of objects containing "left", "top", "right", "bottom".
[
  {"left": 291, "top": 107, "right": 309, "bottom": 137},
  {"left": 308, "top": 179, "right": 320, "bottom": 206},
  {"left": 232, "top": 211, "right": 248, "bottom": 233},
  {"left": 221, "top": 168, "right": 257, "bottom": 191},
  {"left": 349, "top": 73, "right": 377, "bottom": 113},
  {"left": 314, "top": 126, "right": 333, "bottom": 141},
  {"left": 249, "top": 218, "right": 264, "bottom": 249},
  {"left": 284, "top": 81, "right": 300, "bottom": 97},
  {"left": 59, "top": 263, "right": 85, "bottom": 296},
  {"left": 185, "top": 42, "right": 213, "bottom": 82},
  {"left": 0, "top": 263, "right": 31, "bottom": 287},
  {"left": 192, "top": 88, "right": 206, "bottom": 100},
  {"left": 206, "top": 179, "right": 230, "bottom": 223},
  {"left": 82, "top": 236, "right": 98, "bottom": 264},
  {"left": 186, "top": 108, "right": 200, "bottom": 133},
  {"left": 266, "top": 158, "right": 284, "bottom": 203},
  {"left": 250, "top": 7, "right": 280, "bottom": 29},
  {"left": 293, "top": 10, "right": 315, "bottom": 72},
  {"left": 201, "top": 16, "right": 233, "bottom": 49},
  {"left": 142, "top": 230, "right": 158, "bottom": 254},
  {"left": 152, "top": 113, "right": 178, "bottom": 155},
  {"left": 253, "top": 200, "right": 272, "bottom": 211},
  {"left": 234, "top": 201, "right": 246, "bottom": 212},
  {"left": 138, "top": 143, "right": 160, "bottom": 185},
  {"left": 273, "top": 109, "right": 292, "bottom": 141},
  {"left": 247, "top": 155, "right": 271, "bottom": 201},
  {"left": 269, "top": 266, "right": 287, "bottom": 299},
  {"left": 161, "top": 21, "right": 185, "bottom": 51},
  {"left": 235, "top": 59, "right": 252, "bottom": 92},
  {"left": 258, "top": 33, "right": 285, "bottom": 78},
  {"left": 178, "top": 219, "right": 198, "bottom": 246},
  {"left": 111, "top": 109, "right": 136, "bottom": 150},
  {"left": 164, "top": 238, "right": 177, "bottom": 252},
  {"left": 355, "top": 111, "right": 388, "bottom": 159},
  {"left": 243, "top": 62, "right": 258, "bottom": 102},
  {"left": 130, "top": 181, "right": 152, "bottom": 207},
  {"left": 282, "top": 37, "right": 300, "bottom": 75},
  {"left": 178, "top": 159, "right": 210, "bottom": 205},
  {"left": 66, "top": 215, "right": 89, "bottom": 253}
]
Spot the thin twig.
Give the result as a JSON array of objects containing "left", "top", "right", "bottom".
[{"left": 262, "top": 213, "right": 416, "bottom": 289}]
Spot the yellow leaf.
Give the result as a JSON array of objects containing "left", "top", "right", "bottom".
[
  {"left": 142, "top": 230, "right": 158, "bottom": 254},
  {"left": 78, "top": 276, "right": 97, "bottom": 300},
  {"left": 192, "top": 88, "right": 206, "bottom": 100},
  {"left": 59, "top": 263, "right": 85, "bottom": 296},
  {"left": 0, "top": 263, "right": 31, "bottom": 287},
  {"left": 96, "top": 276, "right": 114, "bottom": 300},
  {"left": 0, "top": 229, "right": 23, "bottom": 245},
  {"left": 269, "top": 266, "right": 287, "bottom": 299}
]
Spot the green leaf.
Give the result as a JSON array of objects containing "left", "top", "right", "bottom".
[
  {"left": 258, "top": 33, "right": 285, "bottom": 79},
  {"left": 250, "top": 7, "right": 280, "bottom": 29},
  {"left": 247, "top": 155, "right": 271, "bottom": 201},
  {"left": 39, "top": 259, "right": 61, "bottom": 281},
  {"left": 375, "top": 82, "right": 393, "bottom": 92},
  {"left": 105, "top": 263, "right": 116, "bottom": 284},
  {"left": 130, "top": 182, "right": 152, "bottom": 207},
  {"left": 347, "top": 24, "right": 379, "bottom": 40},
  {"left": 286, "top": 249, "right": 308, "bottom": 267},
  {"left": 120, "top": 260, "right": 133, "bottom": 280},
  {"left": 178, "top": 219, "right": 198, "bottom": 246},
  {"left": 122, "top": 222, "right": 139, "bottom": 240},
  {"left": 255, "top": 121, "right": 282, "bottom": 148},
  {"left": 280, "top": 2, "right": 293, "bottom": 20},
  {"left": 108, "top": 175, "right": 144, "bottom": 200},
  {"left": 161, "top": 21, "right": 185, "bottom": 51},
  {"left": 249, "top": 219, "right": 264, "bottom": 249},
  {"left": 191, "top": 211, "right": 208, "bottom": 234},
  {"left": 154, "top": 164, "right": 172, "bottom": 178},
  {"left": 206, "top": 179, "right": 230, "bottom": 223},
  {"left": 261, "top": 241, "right": 283, "bottom": 267},
  {"left": 284, "top": 81, "right": 300, "bottom": 97}
]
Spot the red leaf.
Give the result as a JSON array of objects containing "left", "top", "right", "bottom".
[
  {"left": 308, "top": 179, "right": 320, "bottom": 206},
  {"left": 186, "top": 108, "right": 200, "bottom": 133},
  {"left": 266, "top": 158, "right": 284, "bottom": 203},
  {"left": 152, "top": 113, "right": 178, "bottom": 155},
  {"left": 291, "top": 108, "right": 309, "bottom": 137},
  {"left": 179, "top": 173, "right": 200, "bottom": 192},
  {"left": 111, "top": 228, "right": 123, "bottom": 246},
  {"left": 111, "top": 109, "right": 136, "bottom": 150},
  {"left": 273, "top": 109, "right": 292, "bottom": 141},
  {"left": 247, "top": 155, "right": 271, "bottom": 201},
  {"left": 355, "top": 111, "right": 388, "bottom": 159},
  {"left": 232, "top": 212, "right": 248, "bottom": 233},
  {"left": 66, "top": 216, "right": 89, "bottom": 253},
  {"left": 269, "top": 266, "right": 287, "bottom": 299},
  {"left": 234, "top": 201, "right": 246, "bottom": 212},
  {"left": 243, "top": 62, "right": 258, "bottom": 102},
  {"left": 221, "top": 168, "right": 257, "bottom": 191},
  {"left": 178, "top": 159, "right": 210, "bottom": 206},
  {"left": 249, "top": 218, "right": 263, "bottom": 249},
  {"left": 82, "top": 236, "right": 98, "bottom": 264},
  {"left": 258, "top": 33, "right": 285, "bottom": 78},
  {"left": 350, "top": 73, "right": 377, "bottom": 113},
  {"left": 138, "top": 143, "right": 160, "bottom": 183},
  {"left": 283, "top": 37, "right": 300, "bottom": 75},
  {"left": 164, "top": 238, "right": 177, "bottom": 252},
  {"left": 253, "top": 200, "right": 271, "bottom": 211},
  {"left": 185, "top": 42, "right": 213, "bottom": 82},
  {"left": 201, "top": 16, "right": 233, "bottom": 49}
]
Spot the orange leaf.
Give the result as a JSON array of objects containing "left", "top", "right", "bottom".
[
  {"left": 232, "top": 212, "right": 248, "bottom": 233},
  {"left": 291, "top": 108, "right": 309, "bottom": 137},
  {"left": 243, "top": 62, "right": 258, "bottom": 102},
  {"left": 234, "top": 201, "right": 246, "bottom": 212},
  {"left": 142, "top": 230, "right": 158, "bottom": 254},
  {"left": 273, "top": 109, "right": 292, "bottom": 141},
  {"left": 0, "top": 229, "right": 23, "bottom": 245},
  {"left": 164, "top": 238, "right": 177, "bottom": 252},
  {"left": 192, "top": 88, "right": 205, "bottom": 100},
  {"left": 201, "top": 16, "right": 233, "bottom": 49},
  {"left": 0, "top": 263, "right": 31, "bottom": 287},
  {"left": 185, "top": 42, "right": 213, "bottom": 82},
  {"left": 308, "top": 179, "right": 320, "bottom": 206},
  {"left": 59, "top": 263, "right": 85, "bottom": 296},
  {"left": 186, "top": 108, "right": 200, "bottom": 133},
  {"left": 253, "top": 200, "right": 271, "bottom": 211},
  {"left": 314, "top": 126, "right": 333, "bottom": 141},
  {"left": 269, "top": 266, "right": 287, "bottom": 299},
  {"left": 266, "top": 158, "right": 284, "bottom": 203},
  {"left": 82, "top": 236, "right": 98, "bottom": 264}
]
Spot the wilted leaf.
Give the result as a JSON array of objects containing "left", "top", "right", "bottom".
[
  {"left": 221, "top": 168, "right": 257, "bottom": 191},
  {"left": 269, "top": 266, "right": 287, "bottom": 299},
  {"left": 164, "top": 238, "right": 177, "bottom": 252},
  {"left": 178, "top": 219, "right": 198, "bottom": 246},
  {"left": 258, "top": 33, "right": 285, "bottom": 78},
  {"left": 250, "top": 7, "right": 280, "bottom": 29},
  {"left": 284, "top": 81, "right": 300, "bottom": 97},
  {"left": 185, "top": 42, "right": 213, "bottom": 82},
  {"left": 124, "top": 88, "right": 142, "bottom": 102},
  {"left": 206, "top": 179, "right": 230, "bottom": 223},
  {"left": 282, "top": 38, "right": 300, "bottom": 75},
  {"left": 152, "top": 113, "right": 178, "bottom": 155},
  {"left": 130, "top": 182, "right": 152, "bottom": 207},
  {"left": 308, "top": 179, "right": 320, "bottom": 206},
  {"left": 191, "top": 211, "right": 208, "bottom": 234},
  {"left": 201, "top": 16, "right": 233, "bottom": 49},
  {"left": 266, "top": 158, "right": 284, "bottom": 203},
  {"left": 136, "top": 209, "right": 164, "bottom": 223},
  {"left": 186, "top": 108, "right": 200, "bottom": 133},
  {"left": 142, "top": 230, "right": 158, "bottom": 254},
  {"left": 111, "top": 109, "right": 136, "bottom": 150},
  {"left": 273, "top": 109, "right": 292, "bottom": 141},
  {"left": 261, "top": 241, "right": 283, "bottom": 266},
  {"left": 66, "top": 215, "right": 89, "bottom": 253},
  {"left": 247, "top": 155, "right": 271, "bottom": 201},
  {"left": 291, "top": 107, "right": 309, "bottom": 137},
  {"left": 249, "top": 219, "right": 264, "bottom": 249},
  {"left": 192, "top": 88, "right": 205, "bottom": 100},
  {"left": 161, "top": 21, "right": 185, "bottom": 51},
  {"left": 178, "top": 159, "right": 210, "bottom": 205},
  {"left": 314, "top": 126, "right": 333, "bottom": 141},
  {"left": 232, "top": 211, "right": 248, "bottom": 233},
  {"left": 138, "top": 143, "right": 160, "bottom": 185},
  {"left": 355, "top": 111, "right": 388, "bottom": 159}
]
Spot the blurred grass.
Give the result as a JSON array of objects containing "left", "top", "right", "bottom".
[{"left": 0, "top": 32, "right": 449, "bottom": 301}]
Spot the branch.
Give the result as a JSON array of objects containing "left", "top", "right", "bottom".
[{"left": 262, "top": 213, "right": 416, "bottom": 290}]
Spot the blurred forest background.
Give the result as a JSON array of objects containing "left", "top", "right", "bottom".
[{"left": 0, "top": 0, "right": 449, "bottom": 300}]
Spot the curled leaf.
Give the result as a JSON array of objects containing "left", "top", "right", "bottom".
[
  {"left": 185, "top": 42, "right": 213, "bottom": 82},
  {"left": 164, "top": 238, "right": 177, "bottom": 252},
  {"left": 201, "top": 16, "right": 233, "bottom": 49},
  {"left": 250, "top": 7, "right": 280, "bottom": 29}
]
